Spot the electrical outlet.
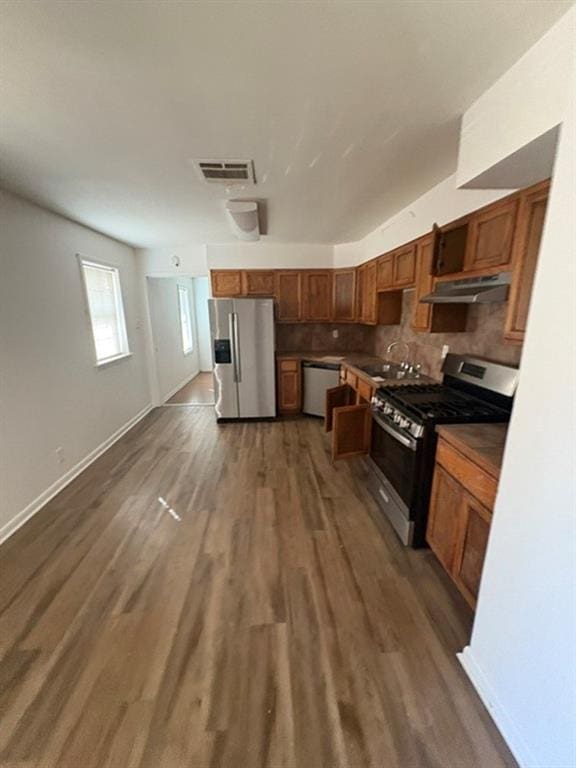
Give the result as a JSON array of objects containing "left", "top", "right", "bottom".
[
  {"left": 55, "top": 447, "right": 65, "bottom": 464},
  {"left": 332, "top": 329, "right": 339, "bottom": 339},
  {"left": 441, "top": 344, "right": 450, "bottom": 360}
]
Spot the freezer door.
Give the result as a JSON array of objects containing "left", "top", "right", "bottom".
[
  {"left": 209, "top": 299, "right": 239, "bottom": 418},
  {"left": 233, "top": 299, "right": 276, "bottom": 418}
]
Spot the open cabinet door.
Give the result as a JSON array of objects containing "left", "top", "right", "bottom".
[
  {"left": 331, "top": 404, "right": 371, "bottom": 461},
  {"left": 325, "top": 385, "right": 353, "bottom": 432}
]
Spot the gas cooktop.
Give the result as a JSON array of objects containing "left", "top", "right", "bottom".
[{"left": 376, "top": 383, "right": 508, "bottom": 422}]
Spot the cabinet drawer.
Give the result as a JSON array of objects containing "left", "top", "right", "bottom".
[
  {"left": 357, "top": 378, "right": 373, "bottom": 402},
  {"left": 436, "top": 439, "right": 497, "bottom": 510},
  {"left": 279, "top": 359, "right": 299, "bottom": 372},
  {"left": 345, "top": 368, "right": 358, "bottom": 389}
]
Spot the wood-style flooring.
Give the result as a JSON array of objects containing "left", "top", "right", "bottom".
[
  {"left": 167, "top": 372, "right": 215, "bottom": 405},
  {"left": 0, "top": 407, "right": 516, "bottom": 768}
]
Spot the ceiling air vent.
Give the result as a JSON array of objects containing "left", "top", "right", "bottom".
[{"left": 193, "top": 159, "right": 255, "bottom": 185}]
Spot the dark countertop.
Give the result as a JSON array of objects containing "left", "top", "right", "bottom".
[
  {"left": 435, "top": 423, "right": 508, "bottom": 479},
  {"left": 276, "top": 350, "right": 438, "bottom": 386}
]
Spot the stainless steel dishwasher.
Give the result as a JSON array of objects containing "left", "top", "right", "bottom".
[{"left": 302, "top": 361, "right": 341, "bottom": 417}]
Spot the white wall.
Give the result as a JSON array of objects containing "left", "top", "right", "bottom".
[
  {"left": 457, "top": 7, "right": 575, "bottom": 188},
  {"left": 146, "top": 277, "right": 199, "bottom": 402},
  {"left": 193, "top": 277, "right": 212, "bottom": 371},
  {"left": 206, "top": 242, "right": 333, "bottom": 270},
  {"left": 455, "top": 10, "right": 576, "bottom": 768},
  {"left": 137, "top": 244, "right": 208, "bottom": 276},
  {"left": 460, "top": 95, "right": 575, "bottom": 768},
  {"left": 0, "top": 191, "right": 151, "bottom": 541},
  {"left": 333, "top": 173, "right": 515, "bottom": 267}
]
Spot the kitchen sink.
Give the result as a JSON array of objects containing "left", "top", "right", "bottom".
[{"left": 358, "top": 363, "right": 421, "bottom": 380}]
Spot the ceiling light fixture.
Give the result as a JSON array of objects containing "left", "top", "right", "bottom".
[{"left": 225, "top": 200, "right": 260, "bottom": 241}]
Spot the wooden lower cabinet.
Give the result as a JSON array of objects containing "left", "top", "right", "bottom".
[
  {"left": 331, "top": 404, "right": 371, "bottom": 461},
  {"left": 426, "top": 438, "right": 496, "bottom": 609},
  {"left": 356, "top": 377, "right": 373, "bottom": 404},
  {"left": 426, "top": 465, "right": 463, "bottom": 574},
  {"left": 324, "top": 383, "right": 355, "bottom": 432},
  {"left": 276, "top": 359, "right": 301, "bottom": 414},
  {"left": 325, "top": 373, "right": 374, "bottom": 460},
  {"left": 452, "top": 493, "right": 492, "bottom": 607}
]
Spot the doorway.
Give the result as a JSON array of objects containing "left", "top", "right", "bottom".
[{"left": 146, "top": 276, "right": 214, "bottom": 406}]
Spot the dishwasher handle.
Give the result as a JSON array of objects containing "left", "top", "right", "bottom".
[{"left": 302, "top": 361, "right": 341, "bottom": 371}]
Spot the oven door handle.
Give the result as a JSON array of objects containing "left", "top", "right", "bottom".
[{"left": 372, "top": 413, "right": 418, "bottom": 451}]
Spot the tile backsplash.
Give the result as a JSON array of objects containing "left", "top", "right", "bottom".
[
  {"left": 374, "top": 290, "right": 523, "bottom": 379},
  {"left": 276, "top": 291, "right": 523, "bottom": 380},
  {"left": 276, "top": 323, "right": 376, "bottom": 353}
]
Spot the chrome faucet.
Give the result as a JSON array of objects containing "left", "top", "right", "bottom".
[{"left": 386, "top": 340, "right": 411, "bottom": 370}]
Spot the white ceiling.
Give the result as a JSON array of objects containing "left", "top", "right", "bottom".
[{"left": 0, "top": 1, "right": 571, "bottom": 248}]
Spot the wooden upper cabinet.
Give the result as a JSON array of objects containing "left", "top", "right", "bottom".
[
  {"left": 452, "top": 492, "right": 492, "bottom": 609},
  {"left": 332, "top": 269, "right": 356, "bottom": 322},
  {"left": 412, "top": 235, "right": 434, "bottom": 332},
  {"left": 363, "top": 261, "right": 378, "bottom": 325},
  {"left": 331, "top": 404, "right": 371, "bottom": 461},
  {"left": 426, "top": 464, "right": 463, "bottom": 573},
  {"left": 465, "top": 197, "right": 518, "bottom": 272},
  {"left": 276, "top": 271, "right": 303, "bottom": 322},
  {"left": 393, "top": 243, "right": 416, "bottom": 287},
  {"left": 412, "top": 233, "right": 467, "bottom": 333},
  {"left": 303, "top": 271, "right": 332, "bottom": 322},
  {"left": 377, "top": 254, "right": 394, "bottom": 290},
  {"left": 433, "top": 220, "right": 469, "bottom": 276},
  {"left": 504, "top": 179, "right": 550, "bottom": 342},
  {"left": 211, "top": 270, "right": 242, "bottom": 297},
  {"left": 355, "top": 265, "right": 366, "bottom": 321},
  {"left": 242, "top": 270, "right": 276, "bottom": 296}
]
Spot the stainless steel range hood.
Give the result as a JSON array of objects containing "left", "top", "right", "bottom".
[{"left": 421, "top": 272, "right": 511, "bottom": 304}]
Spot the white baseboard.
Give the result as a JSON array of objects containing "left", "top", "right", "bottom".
[
  {"left": 458, "top": 646, "right": 537, "bottom": 768},
  {"left": 161, "top": 369, "right": 200, "bottom": 404},
  {"left": 0, "top": 403, "right": 154, "bottom": 546}
]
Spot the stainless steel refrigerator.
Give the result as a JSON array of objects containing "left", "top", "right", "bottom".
[{"left": 208, "top": 298, "right": 276, "bottom": 420}]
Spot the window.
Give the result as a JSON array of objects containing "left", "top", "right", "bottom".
[
  {"left": 80, "top": 258, "right": 130, "bottom": 365},
  {"left": 178, "top": 285, "right": 193, "bottom": 354}
]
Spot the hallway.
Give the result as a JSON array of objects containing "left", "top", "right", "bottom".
[{"left": 167, "top": 372, "right": 215, "bottom": 405}]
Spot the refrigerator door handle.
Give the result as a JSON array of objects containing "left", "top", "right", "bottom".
[
  {"left": 228, "top": 313, "right": 238, "bottom": 383},
  {"left": 232, "top": 312, "right": 242, "bottom": 383}
]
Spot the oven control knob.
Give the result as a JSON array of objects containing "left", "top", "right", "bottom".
[
  {"left": 383, "top": 403, "right": 393, "bottom": 415},
  {"left": 400, "top": 417, "right": 410, "bottom": 429}
]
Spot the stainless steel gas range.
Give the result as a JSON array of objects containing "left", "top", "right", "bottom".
[{"left": 366, "top": 354, "right": 519, "bottom": 547}]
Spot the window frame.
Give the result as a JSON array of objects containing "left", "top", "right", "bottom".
[
  {"left": 77, "top": 255, "right": 131, "bottom": 368},
  {"left": 177, "top": 284, "right": 194, "bottom": 355}
]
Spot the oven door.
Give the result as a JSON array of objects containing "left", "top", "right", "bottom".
[{"left": 369, "top": 412, "right": 420, "bottom": 511}]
